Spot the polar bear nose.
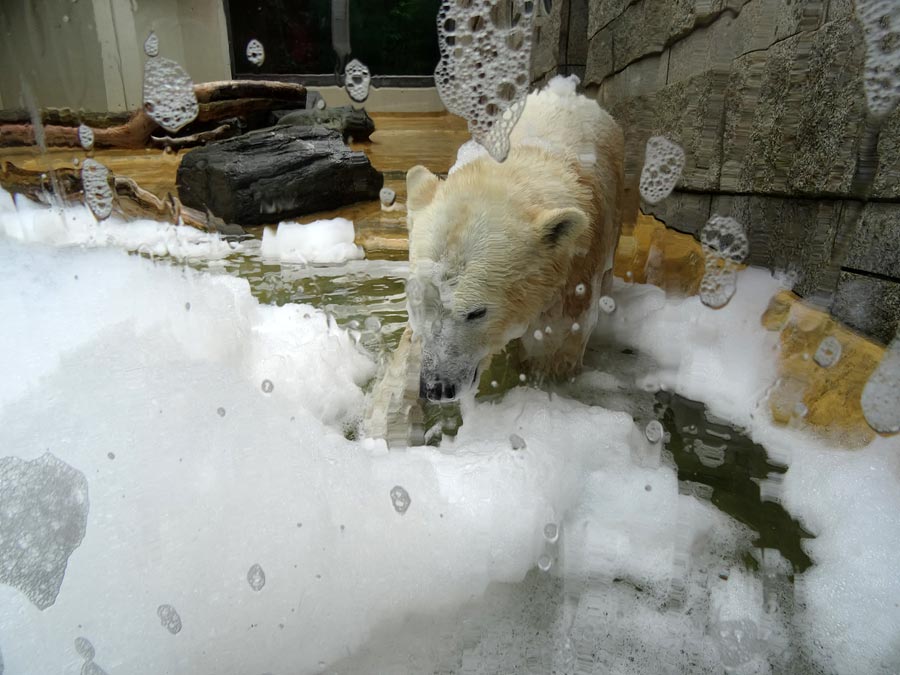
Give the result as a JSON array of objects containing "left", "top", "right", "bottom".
[{"left": 419, "top": 377, "right": 456, "bottom": 401}]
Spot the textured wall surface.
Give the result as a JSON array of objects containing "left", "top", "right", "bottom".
[{"left": 532, "top": 0, "right": 899, "bottom": 343}]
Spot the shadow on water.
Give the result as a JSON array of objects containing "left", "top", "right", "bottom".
[{"left": 656, "top": 390, "right": 814, "bottom": 573}]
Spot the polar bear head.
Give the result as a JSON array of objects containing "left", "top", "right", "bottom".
[{"left": 404, "top": 162, "right": 591, "bottom": 402}]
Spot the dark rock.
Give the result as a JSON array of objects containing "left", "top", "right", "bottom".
[
  {"left": 272, "top": 106, "right": 375, "bottom": 141},
  {"left": 642, "top": 191, "right": 711, "bottom": 234},
  {"left": 176, "top": 125, "right": 383, "bottom": 226}
]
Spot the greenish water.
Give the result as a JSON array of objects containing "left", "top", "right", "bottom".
[{"left": 190, "top": 245, "right": 812, "bottom": 574}]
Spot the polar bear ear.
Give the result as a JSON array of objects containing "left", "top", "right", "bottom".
[
  {"left": 407, "top": 165, "right": 440, "bottom": 212},
  {"left": 535, "top": 207, "right": 589, "bottom": 248}
]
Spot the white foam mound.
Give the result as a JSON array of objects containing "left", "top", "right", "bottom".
[
  {"left": 0, "top": 187, "right": 233, "bottom": 259},
  {"left": 594, "top": 269, "right": 900, "bottom": 674},
  {"left": 260, "top": 217, "right": 364, "bottom": 264}
]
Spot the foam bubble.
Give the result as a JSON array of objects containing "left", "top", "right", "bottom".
[
  {"left": 699, "top": 215, "right": 749, "bottom": 310},
  {"left": 245, "top": 39, "right": 265, "bottom": 67},
  {"left": 855, "top": 0, "right": 900, "bottom": 119},
  {"left": 77, "top": 123, "right": 94, "bottom": 151},
  {"left": 861, "top": 335, "right": 900, "bottom": 433},
  {"left": 344, "top": 59, "right": 371, "bottom": 103},
  {"left": 143, "top": 31, "right": 159, "bottom": 58},
  {"left": 814, "top": 335, "right": 842, "bottom": 368},
  {"left": 80, "top": 159, "right": 113, "bottom": 221},
  {"left": 639, "top": 136, "right": 685, "bottom": 204}
]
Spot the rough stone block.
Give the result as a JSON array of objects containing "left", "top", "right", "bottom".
[
  {"left": 566, "top": 0, "right": 591, "bottom": 65},
  {"left": 531, "top": 0, "right": 566, "bottom": 82},
  {"left": 641, "top": 190, "right": 711, "bottom": 235},
  {"left": 872, "top": 106, "right": 900, "bottom": 199},
  {"left": 595, "top": 51, "right": 669, "bottom": 105},
  {"left": 610, "top": 70, "right": 729, "bottom": 190},
  {"left": 833, "top": 272, "right": 900, "bottom": 345},
  {"left": 584, "top": 25, "right": 615, "bottom": 86},
  {"left": 843, "top": 203, "right": 900, "bottom": 278},
  {"left": 587, "top": 0, "right": 635, "bottom": 38},
  {"left": 711, "top": 194, "right": 842, "bottom": 298},
  {"left": 721, "top": 17, "right": 867, "bottom": 197}
]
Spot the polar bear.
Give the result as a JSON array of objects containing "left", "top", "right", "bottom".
[{"left": 365, "top": 76, "right": 623, "bottom": 441}]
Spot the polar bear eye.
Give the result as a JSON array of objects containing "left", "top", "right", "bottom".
[{"left": 465, "top": 307, "right": 487, "bottom": 321}]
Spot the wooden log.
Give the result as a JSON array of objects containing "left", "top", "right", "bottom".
[
  {"left": 0, "top": 80, "right": 307, "bottom": 149},
  {"left": 0, "top": 161, "right": 229, "bottom": 233},
  {"left": 176, "top": 125, "right": 384, "bottom": 225}
]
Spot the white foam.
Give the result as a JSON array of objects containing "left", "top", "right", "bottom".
[
  {"left": 260, "top": 218, "right": 364, "bottom": 264},
  {"left": 0, "top": 188, "right": 233, "bottom": 259},
  {"left": 592, "top": 268, "right": 900, "bottom": 674}
]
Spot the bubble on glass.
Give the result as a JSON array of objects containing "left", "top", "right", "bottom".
[
  {"left": 143, "top": 50, "right": 199, "bottom": 133},
  {"left": 715, "top": 619, "right": 759, "bottom": 668},
  {"left": 855, "top": 0, "right": 900, "bottom": 119},
  {"left": 574, "top": 282, "right": 586, "bottom": 296},
  {"left": 315, "top": 97, "right": 327, "bottom": 110},
  {"left": 73, "top": 157, "right": 80, "bottom": 167},
  {"left": 435, "top": 0, "right": 535, "bottom": 161},
  {"left": 509, "top": 433, "right": 527, "bottom": 450},
  {"left": 81, "top": 159, "right": 113, "bottom": 220},
  {"left": 861, "top": 336, "right": 900, "bottom": 434},
  {"left": 518, "top": 373, "right": 527, "bottom": 382},
  {"left": 543, "top": 522, "right": 559, "bottom": 543},
  {"left": 344, "top": 59, "right": 371, "bottom": 103},
  {"left": 639, "top": 136, "right": 685, "bottom": 204},
  {"left": 537, "top": 554, "right": 552, "bottom": 571},
  {"left": 245, "top": 38, "right": 265, "bottom": 67},
  {"left": 261, "top": 379, "right": 274, "bottom": 394},
  {"left": 644, "top": 420, "right": 664, "bottom": 443},
  {"left": 157, "top": 604, "right": 182, "bottom": 635},
  {"left": 364, "top": 316, "right": 382, "bottom": 333},
  {"left": 598, "top": 295, "right": 616, "bottom": 314},
  {"left": 699, "top": 215, "right": 748, "bottom": 310},
  {"left": 490, "top": 380, "right": 499, "bottom": 388},
  {"left": 247, "top": 563, "right": 266, "bottom": 591},
  {"left": 74, "top": 637, "right": 95, "bottom": 660},
  {"left": 533, "top": 329, "right": 544, "bottom": 341},
  {"left": 143, "top": 31, "right": 159, "bottom": 58},
  {"left": 390, "top": 485, "right": 411, "bottom": 514},
  {"left": 814, "top": 335, "right": 842, "bottom": 368},
  {"left": 794, "top": 401, "right": 808, "bottom": 418},
  {"left": 379, "top": 187, "right": 396, "bottom": 207},
  {"left": 107, "top": 452, "right": 115, "bottom": 460},
  {"left": 216, "top": 407, "right": 226, "bottom": 417},
  {"left": 77, "top": 123, "right": 94, "bottom": 151},
  {"left": 571, "top": 322, "right": 580, "bottom": 333},
  {"left": 0, "top": 452, "right": 90, "bottom": 610}
]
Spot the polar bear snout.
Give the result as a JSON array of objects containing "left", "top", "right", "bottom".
[{"left": 419, "top": 377, "right": 457, "bottom": 402}]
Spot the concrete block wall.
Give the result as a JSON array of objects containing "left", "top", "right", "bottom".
[{"left": 532, "top": 0, "right": 900, "bottom": 344}]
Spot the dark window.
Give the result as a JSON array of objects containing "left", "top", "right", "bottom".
[{"left": 226, "top": 0, "right": 441, "bottom": 79}]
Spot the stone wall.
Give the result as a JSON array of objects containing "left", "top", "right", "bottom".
[{"left": 531, "top": 0, "right": 900, "bottom": 344}]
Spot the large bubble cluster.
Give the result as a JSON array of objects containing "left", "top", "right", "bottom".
[
  {"left": 639, "top": 136, "right": 685, "bottom": 204},
  {"left": 861, "top": 335, "right": 900, "bottom": 434},
  {"left": 855, "top": 0, "right": 900, "bottom": 119},
  {"left": 344, "top": 59, "right": 371, "bottom": 103},
  {"left": 434, "top": 0, "right": 535, "bottom": 161},
  {"left": 699, "top": 215, "right": 749, "bottom": 309},
  {"left": 142, "top": 32, "right": 199, "bottom": 133}
]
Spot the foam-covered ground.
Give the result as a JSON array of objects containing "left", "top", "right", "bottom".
[{"left": 0, "top": 194, "right": 898, "bottom": 674}]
